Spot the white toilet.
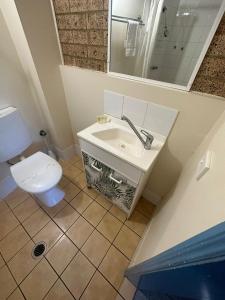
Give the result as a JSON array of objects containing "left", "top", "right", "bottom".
[{"left": 0, "top": 106, "right": 64, "bottom": 207}]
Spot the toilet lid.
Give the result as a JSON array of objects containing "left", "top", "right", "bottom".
[{"left": 10, "top": 151, "right": 62, "bottom": 194}]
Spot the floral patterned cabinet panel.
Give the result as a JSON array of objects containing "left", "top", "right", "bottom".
[{"left": 82, "top": 152, "right": 137, "bottom": 214}]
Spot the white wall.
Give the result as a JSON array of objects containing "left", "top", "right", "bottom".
[
  {"left": 0, "top": 10, "right": 45, "bottom": 196},
  {"left": 60, "top": 65, "right": 225, "bottom": 199},
  {"left": 15, "top": 0, "right": 74, "bottom": 151},
  {"left": 132, "top": 109, "right": 225, "bottom": 265},
  {"left": 112, "top": 0, "right": 145, "bottom": 19}
]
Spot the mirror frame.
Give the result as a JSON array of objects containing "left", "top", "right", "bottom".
[{"left": 107, "top": 0, "right": 225, "bottom": 91}]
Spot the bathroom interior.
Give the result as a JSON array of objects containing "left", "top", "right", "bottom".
[{"left": 0, "top": 0, "right": 225, "bottom": 299}]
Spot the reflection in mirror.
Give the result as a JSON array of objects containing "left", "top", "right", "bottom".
[{"left": 110, "top": 0, "right": 224, "bottom": 87}]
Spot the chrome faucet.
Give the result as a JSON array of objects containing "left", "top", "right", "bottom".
[{"left": 121, "top": 115, "right": 154, "bottom": 150}]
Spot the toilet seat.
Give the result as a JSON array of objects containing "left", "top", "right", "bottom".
[{"left": 10, "top": 151, "right": 62, "bottom": 194}]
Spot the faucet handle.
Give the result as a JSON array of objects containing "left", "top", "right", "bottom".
[
  {"left": 140, "top": 129, "right": 152, "bottom": 137},
  {"left": 140, "top": 129, "right": 154, "bottom": 145}
]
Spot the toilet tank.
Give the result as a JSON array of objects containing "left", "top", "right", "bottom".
[{"left": 0, "top": 107, "right": 32, "bottom": 162}]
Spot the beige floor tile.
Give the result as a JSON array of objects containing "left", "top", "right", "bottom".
[
  {"left": 61, "top": 252, "right": 95, "bottom": 299},
  {"left": 82, "top": 201, "right": 106, "bottom": 226},
  {"left": 82, "top": 230, "right": 110, "bottom": 267},
  {"left": 116, "top": 294, "right": 124, "bottom": 300},
  {"left": 0, "top": 200, "right": 10, "bottom": 215},
  {"left": 110, "top": 205, "right": 127, "bottom": 223},
  {"left": 0, "top": 225, "right": 30, "bottom": 262},
  {"left": 8, "top": 287, "right": 25, "bottom": 300},
  {"left": 20, "top": 259, "right": 57, "bottom": 300},
  {"left": 135, "top": 198, "right": 155, "bottom": 218},
  {"left": 125, "top": 210, "right": 149, "bottom": 236},
  {"left": 63, "top": 182, "right": 81, "bottom": 202},
  {"left": 4, "top": 188, "right": 29, "bottom": 209},
  {"left": 119, "top": 278, "right": 136, "bottom": 300},
  {"left": 58, "top": 176, "right": 70, "bottom": 188},
  {"left": 66, "top": 216, "right": 94, "bottom": 248},
  {"left": 44, "top": 279, "right": 74, "bottom": 300},
  {"left": 46, "top": 235, "right": 78, "bottom": 275},
  {"left": 0, "top": 254, "right": 5, "bottom": 269},
  {"left": 0, "top": 209, "right": 19, "bottom": 240},
  {"left": 72, "top": 172, "right": 87, "bottom": 189},
  {"left": 34, "top": 221, "right": 63, "bottom": 252},
  {"left": 53, "top": 204, "right": 79, "bottom": 232},
  {"left": 83, "top": 187, "right": 99, "bottom": 199},
  {"left": 114, "top": 225, "right": 140, "bottom": 259},
  {"left": 0, "top": 265, "right": 17, "bottom": 299},
  {"left": 99, "top": 245, "right": 129, "bottom": 289},
  {"left": 81, "top": 271, "right": 117, "bottom": 300},
  {"left": 70, "top": 192, "right": 93, "bottom": 213},
  {"left": 97, "top": 212, "right": 123, "bottom": 242},
  {"left": 8, "top": 240, "right": 40, "bottom": 284},
  {"left": 41, "top": 200, "right": 67, "bottom": 218},
  {"left": 59, "top": 158, "right": 69, "bottom": 169},
  {"left": 63, "top": 164, "right": 82, "bottom": 182},
  {"left": 95, "top": 194, "right": 112, "bottom": 210},
  {"left": 74, "top": 160, "right": 84, "bottom": 171},
  {"left": 23, "top": 209, "right": 50, "bottom": 237},
  {"left": 67, "top": 155, "right": 81, "bottom": 165},
  {"left": 13, "top": 196, "right": 39, "bottom": 222}
]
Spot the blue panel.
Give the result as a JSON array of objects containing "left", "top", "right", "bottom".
[
  {"left": 126, "top": 221, "right": 225, "bottom": 287},
  {"left": 138, "top": 259, "right": 225, "bottom": 300}
]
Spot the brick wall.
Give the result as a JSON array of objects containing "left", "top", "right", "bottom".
[
  {"left": 191, "top": 14, "right": 225, "bottom": 98},
  {"left": 53, "top": 0, "right": 108, "bottom": 72}
]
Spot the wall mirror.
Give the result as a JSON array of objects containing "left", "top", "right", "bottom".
[{"left": 109, "top": 0, "right": 225, "bottom": 90}]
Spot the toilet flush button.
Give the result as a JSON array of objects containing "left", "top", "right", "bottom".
[{"left": 196, "top": 151, "right": 212, "bottom": 180}]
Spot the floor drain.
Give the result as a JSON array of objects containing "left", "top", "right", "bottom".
[{"left": 32, "top": 242, "right": 46, "bottom": 258}]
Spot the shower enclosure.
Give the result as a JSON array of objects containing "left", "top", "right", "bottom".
[{"left": 109, "top": 0, "right": 224, "bottom": 86}]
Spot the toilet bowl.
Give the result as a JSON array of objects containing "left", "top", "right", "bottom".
[
  {"left": 0, "top": 106, "right": 65, "bottom": 207},
  {"left": 10, "top": 151, "right": 64, "bottom": 207}
]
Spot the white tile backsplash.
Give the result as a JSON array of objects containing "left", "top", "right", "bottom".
[
  {"left": 104, "top": 90, "right": 178, "bottom": 138},
  {"left": 143, "top": 102, "right": 178, "bottom": 137},
  {"left": 104, "top": 90, "right": 124, "bottom": 118},
  {"left": 123, "top": 96, "right": 148, "bottom": 127}
]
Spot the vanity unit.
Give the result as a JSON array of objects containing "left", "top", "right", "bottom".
[
  {"left": 78, "top": 117, "right": 165, "bottom": 217},
  {"left": 78, "top": 91, "right": 178, "bottom": 218}
]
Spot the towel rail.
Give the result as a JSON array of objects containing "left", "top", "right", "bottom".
[{"left": 112, "top": 15, "right": 145, "bottom": 26}]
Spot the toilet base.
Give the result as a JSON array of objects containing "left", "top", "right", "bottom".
[{"left": 35, "top": 186, "right": 65, "bottom": 207}]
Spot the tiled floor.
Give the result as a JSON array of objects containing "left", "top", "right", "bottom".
[{"left": 0, "top": 155, "right": 155, "bottom": 299}]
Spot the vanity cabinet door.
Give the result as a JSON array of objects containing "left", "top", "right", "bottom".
[{"left": 82, "top": 152, "right": 137, "bottom": 214}]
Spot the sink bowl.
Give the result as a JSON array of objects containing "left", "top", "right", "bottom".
[
  {"left": 92, "top": 128, "right": 144, "bottom": 158},
  {"left": 77, "top": 117, "right": 165, "bottom": 172}
]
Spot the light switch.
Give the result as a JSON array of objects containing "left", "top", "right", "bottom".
[{"left": 196, "top": 151, "right": 212, "bottom": 180}]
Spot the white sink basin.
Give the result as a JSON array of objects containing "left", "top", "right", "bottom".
[
  {"left": 77, "top": 117, "right": 166, "bottom": 172},
  {"left": 92, "top": 128, "right": 144, "bottom": 159}
]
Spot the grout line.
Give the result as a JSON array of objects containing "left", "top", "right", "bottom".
[
  {"left": 11, "top": 198, "right": 41, "bottom": 224},
  {"left": 0, "top": 223, "right": 21, "bottom": 242},
  {"left": 62, "top": 172, "right": 147, "bottom": 238},
  {"left": 77, "top": 267, "right": 98, "bottom": 299},
  {"left": 22, "top": 213, "right": 52, "bottom": 240},
  {"left": 78, "top": 248, "right": 126, "bottom": 300},
  {"left": 43, "top": 277, "right": 76, "bottom": 300},
  {"left": 20, "top": 257, "right": 59, "bottom": 300},
  {"left": 57, "top": 203, "right": 132, "bottom": 297},
  {"left": 3, "top": 202, "right": 64, "bottom": 291},
  {"left": 2, "top": 252, "right": 27, "bottom": 300},
  {"left": 4, "top": 238, "right": 32, "bottom": 266},
  {"left": 44, "top": 238, "right": 78, "bottom": 276},
  {"left": 0, "top": 166, "right": 151, "bottom": 299},
  {"left": 5, "top": 193, "right": 30, "bottom": 211}
]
